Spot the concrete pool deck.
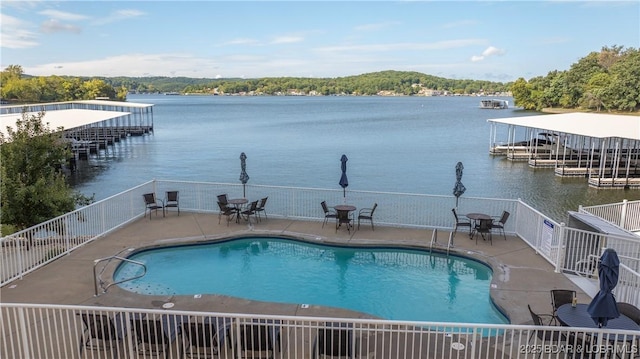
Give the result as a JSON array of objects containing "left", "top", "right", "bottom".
[{"left": 0, "top": 211, "right": 594, "bottom": 325}]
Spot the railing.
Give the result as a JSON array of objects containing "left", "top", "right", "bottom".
[
  {"left": 581, "top": 199, "right": 640, "bottom": 233},
  {"left": 2, "top": 303, "right": 639, "bottom": 359},
  {"left": 93, "top": 254, "right": 147, "bottom": 296},
  {"left": 3, "top": 180, "right": 640, "bottom": 295}
]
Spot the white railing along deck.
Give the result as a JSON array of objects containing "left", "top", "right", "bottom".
[
  {"left": 2, "top": 303, "right": 638, "bottom": 359},
  {"left": 2, "top": 181, "right": 640, "bottom": 304}
]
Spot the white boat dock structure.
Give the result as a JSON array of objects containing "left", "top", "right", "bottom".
[
  {"left": 488, "top": 113, "right": 640, "bottom": 189},
  {"left": 0, "top": 100, "right": 154, "bottom": 163}
]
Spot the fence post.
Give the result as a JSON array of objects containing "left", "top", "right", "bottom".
[
  {"left": 620, "top": 199, "right": 628, "bottom": 229},
  {"left": 555, "top": 222, "right": 566, "bottom": 273},
  {"left": 17, "top": 307, "right": 32, "bottom": 359}
]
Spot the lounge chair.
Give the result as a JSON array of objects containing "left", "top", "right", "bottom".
[
  {"left": 357, "top": 203, "right": 377, "bottom": 230},
  {"left": 77, "top": 313, "right": 122, "bottom": 355},
  {"left": 255, "top": 197, "right": 268, "bottom": 222},
  {"left": 492, "top": 210, "right": 510, "bottom": 240},
  {"left": 321, "top": 201, "right": 337, "bottom": 228},
  {"left": 130, "top": 316, "right": 174, "bottom": 357},
  {"left": 236, "top": 322, "right": 275, "bottom": 359},
  {"left": 217, "top": 201, "right": 236, "bottom": 226},
  {"left": 143, "top": 193, "right": 164, "bottom": 219},
  {"left": 181, "top": 320, "right": 220, "bottom": 358},
  {"left": 312, "top": 322, "right": 354, "bottom": 359},
  {"left": 451, "top": 208, "right": 471, "bottom": 236},
  {"left": 550, "top": 289, "right": 576, "bottom": 325},
  {"left": 164, "top": 190, "right": 179, "bottom": 216}
]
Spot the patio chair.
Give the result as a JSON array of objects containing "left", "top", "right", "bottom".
[
  {"left": 473, "top": 218, "right": 493, "bottom": 245},
  {"left": 77, "top": 313, "right": 122, "bottom": 355},
  {"left": 527, "top": 305, "right": 567, "bottom": 358},
  {"left": 236, "top": 322, "right": 275, "bottom": 359},
  {"left": 550, "top": 289, "right": 576, "bottom": 325},
  {"left": 130, "top": 316, "right": 173, "bottom": 357},
  {"left": 218, "top": 201, "right": 236, "bottom": 226},
  {"left": 357, "top": 203, "right": 377, "bottom": 230},
  {"left": 451, "top": 208, "right": 471, "bottom": 236},
  {"left": 336, "top": 208, "right": 353, "bottom": 234},
  {"left": 217, "top": 194, "right": 229, "bottom": 206},
  {"left": 181, "top": 320, "right": 220, "bottom": 358},
  {"left": 617, "top": 302, "right": 640, "bottom": 324},
  {"left": 312, "top": 322, "right": 354, "bottom": 359},
  {"left": 241, "top": 200, "right": 259, "bottom": 224},
  {"left": 165, "top": 190, "right": 180, "bottom": 216},
  {"left": 491, "top": 210, "right": 510, "bottom": 240},
  {"left": 143, "top": 193, "right": 164, "bottom": 219},
  {"left": 321, "top": 201, "right": 337, "bottom": 228},
  {"left": 255, "top": 197, "right": 268, "bottom": 222}
]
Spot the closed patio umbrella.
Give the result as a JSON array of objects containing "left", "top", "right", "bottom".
[
  {"left": 587, "top": 248, "right": 620, "bottom": 327},
  {"left": 339, "top": 154, "right": 349, "bottom": 199},
  {"left": 239, "top": 152, "right": 250, "bottom": 198},
  {"left": 453, "top": 162, "right": 466, "bottom": 208}
]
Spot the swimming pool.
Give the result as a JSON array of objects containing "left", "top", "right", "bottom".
[{"left": 115, "top": 237, "right": 508, "bottom": 324}]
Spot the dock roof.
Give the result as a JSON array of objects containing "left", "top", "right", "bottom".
[
  {"left": 0, "top": 109, "right": 131, "bottom": 137},
  {"left": 487, "top": 113, "right": 640, "bottom": 140}
]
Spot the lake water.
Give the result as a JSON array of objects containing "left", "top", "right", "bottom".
[{"left": 69, "top": 94, "right": 639, "bottom": 222}]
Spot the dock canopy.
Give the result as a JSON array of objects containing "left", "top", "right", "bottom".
[{"left": 487, "top": 112, "right": 640, "bottom": 189}]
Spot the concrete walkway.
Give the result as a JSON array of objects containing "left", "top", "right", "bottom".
[{"left": 1, "top": 211, "right": 592, "bottom": 325}]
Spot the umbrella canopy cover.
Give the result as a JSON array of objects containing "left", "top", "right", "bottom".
[
  {"left": 339, "top": 154, "right": 349, "bottom": 197},
  {"left": 239, "top": 152, "right": 250, "bottom": 184},
  {"left": 453, "top": 162, "right": 466, "bottom": 206},
  {"left": 239, "top": 152, "right": 250, "bottom": 197},
  {"left": 587, "top": 248, "right": 620, "bottom": 327}
]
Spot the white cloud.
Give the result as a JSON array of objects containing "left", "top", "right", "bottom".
[
  {"left": 23, "top": 53, "right": 213, "bottom": 77},
  {"left": 470, "top": 46, "right": 506, "bottom": 62},
  {"left": 92, "top": 9, "right": 145, "bottom": 26},
  {"left": 40, "top": 19, "right": 82, "bottom": 34},
  {"left": 442, "top": 20, "right": 478, "bottom": 29},
  {"left": 0, "top": 14, "right": 39, "bottom": 49},
  {"left": 317, "top": 39, "right": 486, "bottom": 54},
  {"left": 270, "top": 36, "right": 304, "bottom": 44},
  {"left": 38, "top": 9, "right": 89, "bottom": 21}
]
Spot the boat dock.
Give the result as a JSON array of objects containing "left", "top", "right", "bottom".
[
  {"left": 0, "top": 100, "right": 155, "bottom": 165},
  {"left": 487, "top": 113, "right": 640, "bottom": 189}
]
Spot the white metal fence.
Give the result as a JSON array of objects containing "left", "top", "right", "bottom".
[
  {"left": 2, "top": 303, "right": 639, "bottom": 359},
  {"left": 2, "top": 181, "right": 640, "bottom": 295}
]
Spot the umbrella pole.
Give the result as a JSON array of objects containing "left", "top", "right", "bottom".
[{"left": 243, "top": 184, "right": 246, "bottom": 198}]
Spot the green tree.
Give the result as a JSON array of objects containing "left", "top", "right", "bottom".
[{"left": 0, "top": 111, "right": 92, "bottom": 234}]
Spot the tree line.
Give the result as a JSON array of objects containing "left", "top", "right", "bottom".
[{"left": 511, "top": 46, "right": 639, "bottom": 112}]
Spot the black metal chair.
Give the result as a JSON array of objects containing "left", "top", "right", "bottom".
[
  {"left": 255, "top": 197, "right": 268, "bottom": 222},
  {"left": 165, "top": 190, "right": 179, "bottom": 216},
  {"left": 550, "top": 289, "right": 576, "bottom": 325},
  {"left": 321, "top": 201, "right": 337, "bottom": 228},
  {"left": 336, "top": 209, "right": 353, "bottom": 233},
  {"left": 143, "top": 193, "right": 164, "bottom": 219},
  {"left": 312, "top": 322, "right": 354, "bottom": 359},
  {"left": 474, "top": 218, "right": 493, "bottom": 245},
  {"left": 492, "top": 210, "right": 510, "bottom": 240},
  {"left": 527, "top": 305, "right": 567, "bottom": 358},
  {"left": 217, "top": 194, "right": 229, "bottom": 206},
  {"left": 357, "top": 203, "right": 377, "bottom": 230},
  {"left": 451, "top": 208, "right": 471, "bottom": 236},
  {"left": 617, "top": 302, "right": 640, "bottom": 324},
  {"left": 241, "top": 200, "right": 259, "bottom": 224},
  {"left": 217, "top": 201, "right": 236, "bottom": 226}
]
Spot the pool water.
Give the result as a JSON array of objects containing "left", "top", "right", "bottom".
[{"left": 115, "top": 237, "right": 508, "bottom": 324}]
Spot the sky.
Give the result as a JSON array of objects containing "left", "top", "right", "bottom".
[{"left": 1, "top": 1, "right": 639, "bottom": 82}]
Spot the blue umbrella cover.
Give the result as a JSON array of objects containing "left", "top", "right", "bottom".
[
  {"left": 453, "top": 162, "right": 466, "bottom": 207},
  {"left": 239, "top": 152, "right": 250, "bottom": 197},
  {"left": 587, "top": 248, "right": 620, "bottom": 327},
  {"left": 339, "top": 154, "right": 349, "bottom": 198}
]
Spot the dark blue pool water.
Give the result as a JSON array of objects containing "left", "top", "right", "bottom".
[{"left": 115, "top": 237, "right": 508, "bottom": 324}]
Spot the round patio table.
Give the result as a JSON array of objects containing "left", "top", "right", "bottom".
[
  {"left": 228, "top": 198, "right": 248, "bottom": 223},
  {"left": 557, "top": 303, "right": 639, "bottom": 342}
]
